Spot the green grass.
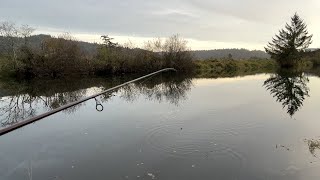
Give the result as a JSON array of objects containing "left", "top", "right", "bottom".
[{"left": 194, "top": 59, "right": 277, "bottom": 78}]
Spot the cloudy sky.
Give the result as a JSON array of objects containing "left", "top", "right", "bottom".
[{"left": 0, "top": 0, "right": 319, "bottom": 50}]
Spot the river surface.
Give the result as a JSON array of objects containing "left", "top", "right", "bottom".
[{"left": 1, "top": 71, "right": 320, "bottom": 180}]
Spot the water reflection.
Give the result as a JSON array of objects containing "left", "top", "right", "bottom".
[
  {"left": 0, "top": 86, "right": 88, "bottom": 127},
  {"left": 263, "top": 69, "right": 310, "bottom": 116},
  {"left": 117, "top": 75, "right": 192, "bottom": 105},
  {"left": 0, "top": 73, "right": 192, "bottom": 128},
  {"left": 0, "top": 94, "right": 36, "bottom": 127}
]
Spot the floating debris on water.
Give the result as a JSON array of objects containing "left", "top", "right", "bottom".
[
  {"left": 137, "top": 162, "right": 144, "bottom": 166},
  {"left": 276, "top": 144, "right": 290, "bottom": 151},
  {"left": 210, "top": 142, "right": 217, "bottom": 146},
  {"left": 147, "top": 173, "right": 156, "bottom": 179}
]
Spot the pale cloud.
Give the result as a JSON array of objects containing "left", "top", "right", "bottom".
[
  {"left": 151, "top": 8, "right": 198, "bottom": 18},
  {"left": 1, "top": 0, "right": 319, "bottom": 50}
]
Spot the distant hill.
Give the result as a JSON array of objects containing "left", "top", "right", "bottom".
[
  {"left": 0, "top": 34, "right": 99, "bottom": 56},
  {"left": 192, "top": 49, "right": 270, "bottom": 60}
]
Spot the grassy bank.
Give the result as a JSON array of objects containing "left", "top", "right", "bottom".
[
  {"left": 194, "top": 54, "right": 320, "bottom": 78},
  {"left": 194, "top": 59, "right": 277, "bottom": 78}
]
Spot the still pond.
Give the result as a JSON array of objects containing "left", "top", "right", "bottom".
[{"left": 0, "top": 71, "right": 320, "bottom": 180}]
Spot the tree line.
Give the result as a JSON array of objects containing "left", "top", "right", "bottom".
[
  {"left": 0, "top": 13, "right": 318, "bottom": 78},
  {"left": 0, "top": 22, "right": 194, "bottom": 78}
]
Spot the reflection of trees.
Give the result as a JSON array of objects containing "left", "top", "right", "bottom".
[
  {"left": 42, "top": 90, "right": 87, "bottom": 113},
  {"left": 0, "top": 89, "right": 87, "bottom": 127},
  {"left": 263, "top": 69, "right": 310, "bottom": 116},
  {"left": 0, "top": 73, "right": 192, "bottom": 127},
  {"left": 0, "top": 78, "right": 107, "bottom": 127},
  {"left": 0, "top": 95, "right": 36, "bottom": 127},
  {"left": 117, "top": 74, "right": 192, "bottom": 105}
]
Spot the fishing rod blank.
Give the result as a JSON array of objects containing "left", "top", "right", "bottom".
[{"left": 0, "top": 68, "right": 176, "bottom": 136}]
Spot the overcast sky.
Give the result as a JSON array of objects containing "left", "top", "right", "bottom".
[{"left": 0, "top": 0, "right": 319, "bottom": 50}]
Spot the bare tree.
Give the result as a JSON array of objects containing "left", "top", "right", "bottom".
[
  {"left": 0, "top": 94, "right": 36, "bottom": 127},
  {"left": 19, "top": 24, "right": 35, "bottom": 45},
  {"left": 144, "top": 35, "right": 193, "bottom": 71},
  {"left": 0, "top": 21, "right": 19, "bottom": 67},
  {"left": 58, "top": 32, "right": 76, "bottom": 41},
  {"left": 144, "top": 38, "right": 163, "bottom": 52}
]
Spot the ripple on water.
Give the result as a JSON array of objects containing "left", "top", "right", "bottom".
[{"left": 144, "top": 109, "right": 254, "bottom": 168}]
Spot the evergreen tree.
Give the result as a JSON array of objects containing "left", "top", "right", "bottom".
[
  {"left": 101, "top": 35, "right": 118, "bottom": 48},
  {"left": 265, "top": 13, "right": 312, "bottom": 67}
]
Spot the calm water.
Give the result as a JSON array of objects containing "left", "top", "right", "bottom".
[{"left": 1, "top": 71, "right": 320, "bottom": 180}]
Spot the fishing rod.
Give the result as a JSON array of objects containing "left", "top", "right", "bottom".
[{"left": 0, "top": 68, "right": 176, "bottom": 136}]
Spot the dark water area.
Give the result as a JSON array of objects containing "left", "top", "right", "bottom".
[{"left": 1, "top": 71, "right": 320, "bottom": 180}]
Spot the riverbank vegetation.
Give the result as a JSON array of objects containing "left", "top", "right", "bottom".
[
  {"left": 0, "top": 22, "right": 194, "bottom": 78},
  {"left": 194, "top": 59, "right": 276, "bottom": 78}
]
